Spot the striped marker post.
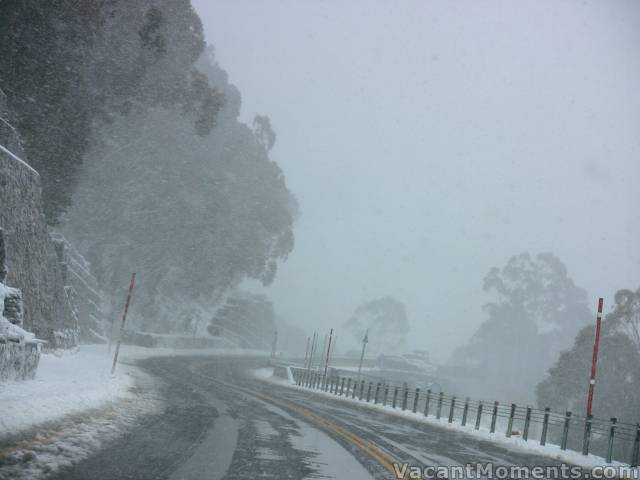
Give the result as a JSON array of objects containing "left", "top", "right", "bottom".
[
  {"left": 111, "top": 272, "right": 136, "bottom": 374},
  {"left": 586, "top": 298, "right": 604, "bottom": 417}
]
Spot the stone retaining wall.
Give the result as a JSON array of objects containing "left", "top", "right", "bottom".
[{"left": 0, "top": 89, "right": 77, "bottom": 349}]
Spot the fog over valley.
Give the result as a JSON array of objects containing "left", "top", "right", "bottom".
[{"left": 193, "top": 0, "right": 640, "bottom": 360}]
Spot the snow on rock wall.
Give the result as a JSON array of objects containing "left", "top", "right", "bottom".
[
  {"left": 0, "top": 90, "right": 77, "bottom": 349},
  {"left": 0, "top": 282, "right": 41, "bottom": 381},
  {"left": 0, "top": 89, "right": 25, "bottom": 160},
  {"left": 51, "top": 233, "right": 107, "bottom": 344},
  {"left": 0, "top": 335, "right": 41, "bottom": 381}
]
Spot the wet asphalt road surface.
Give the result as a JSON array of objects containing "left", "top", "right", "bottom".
[{"left": 47, "top": 355, "right": 583, "bottom": 479}]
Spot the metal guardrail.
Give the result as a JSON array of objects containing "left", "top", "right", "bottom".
[{"left": 290, "top": 367, "right": 640, "bottom": 467}]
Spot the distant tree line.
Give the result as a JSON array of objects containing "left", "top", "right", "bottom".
[
  {"left": 538, "top": 287, "right": 640, "bottom": 425},
  {"left": 344, "top": 296, "right": 409, "bottom": 355},
  {"left": 451, "top": 252, "right": 639, "bottom": 433},
  {"left": 452, "top": 252, "right": 591, "bottom": 402}
]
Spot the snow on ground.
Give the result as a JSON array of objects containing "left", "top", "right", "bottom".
[
  {"left": 0, "top": 343, "right": 268, "bottom": 480},
  {"left": 0, "top": 344, "right": 136, "bottom": 435},
  {"left": 0, "top": 344, "right": 162, "bottom": 480},
  {"left": 255, "top": 367, "right": 640, "bottom": 476},
  {"left": 119, "top": 344, "right": 268, "bottom": 361},
  {"left": 0, "top": 343, "right": 269, "bottom": 436},
  {"left": 253, "top": 366, "right": 277, "bottom": 380}
]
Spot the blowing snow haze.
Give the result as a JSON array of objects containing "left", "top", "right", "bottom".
[
  {"left": 2, "top": 1, "right": 640, "bottom": 477},
  {"left": 193, "top": 0, "right": 640, "bottom": 360}
]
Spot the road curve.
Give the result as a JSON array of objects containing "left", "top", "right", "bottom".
[{"left": 49, "top": 355, "right": 574, "bottom": 479}]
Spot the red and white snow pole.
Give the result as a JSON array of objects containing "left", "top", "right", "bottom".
[
  {"left": 303, "top": 336, "right": 310, "bottom": 365},
  {"left": 357, "top": 329, "right": 369, "bottom": 383},
  {"left": 270, "top": 330, "right": 278, "bottom": 358},
  {"left": 111, "top": 272, "right": 136, "bottom": 375},
  {"left": 307, "top": 331, "right": 317, "bottom": 371},
  {"left": 586, "top": 297, "right": 604, "bottom": 417},
  {"left": 323, "top": 328, "right": 333, "bottom": 381}
]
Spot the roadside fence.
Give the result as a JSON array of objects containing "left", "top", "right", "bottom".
[{"left": 290, "top": 367, "right": 640, "bottom": 467}]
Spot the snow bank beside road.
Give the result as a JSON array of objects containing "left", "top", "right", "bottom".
[
  {"left": 0, "top": 343, "right": 270, "bottom": 479},
  {"left": 0, "top": 344, "right": 136, "bottom": 435},
  {"left": 0, "top": 343, "right": 269, "bottom": 436}
]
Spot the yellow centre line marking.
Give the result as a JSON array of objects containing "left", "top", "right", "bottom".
[
  {"left": 187, "top": 364, "right": 407, "bottom": 479},
  {"left": 253, "top": 389, "right": 403, "bottom": 477}
]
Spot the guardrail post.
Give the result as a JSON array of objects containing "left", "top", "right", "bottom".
[
  {"left": 413, "top": 388, "right": 420, "bottom": 413},
  {"left": 606, "top": 417, "right": 617, "bottom": 463},
  {"left": 523, "top": 407, "right": 532, "bottom": 441},
  {"left": 506, "top": 403, "right": 516, "bottom": 437},
  {"left": 402, "top": 383, "right": 409, "bottom": 411},
  {"left": 366, "top": 381, "right": 373, "bottom": 402},
  {"left": 448, "top": 396, "right": 456, "bottom": 423},
  {"left": 540, "top": 407, "right": 550, "bottom": 446},
  {"left": 392, "top": 386, "right": 399, "bottom": 408},
  {"left": 374, "top": 382, "right": 381, "bottom": 404},
  {"left": 475, "top": 402, "right": 483, "bottom": 430},
  {"left": 461, "top": 398, "right": 469, "bottom": 426},
  {"left": 424, "top": 389, "right": 431, "bottom": 417},
  {"left": 352, "top": 379, "right": 358, "bottom": 399},
  {"left": 561, "top": 411, "right": 572, "bottom": 450},
  {"left": 331, "top": 376, "right": 338, "bottom": 394},
  {"left": 383, "top": 384, "right": 389, "bottom": 406},
  {"left": 436, "top": 391, "right": 444, "bottom": 419},
  {"left": 345, "top": 378, "right": 351, "bottom": 397},
  {"left": 631, "top": 424, "right": 640, "bottom": 467},
  {"left": 359, "top": 380, "right": 365, "bottom": 400},
  {"left": 490, "top": 401, "right": 499, "bottom": 433},
  {"left": 582, "top": 414, "right": 592, "bottom": 455},
  {"left": 340, "top": 377, "right": 346, "bottom": 396}
]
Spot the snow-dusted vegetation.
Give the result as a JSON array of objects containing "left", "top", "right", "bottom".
[{"left": 1, "top": 1, "right": 638, "bottom": 477}]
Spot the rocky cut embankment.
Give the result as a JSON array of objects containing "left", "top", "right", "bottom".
[{"left": 0, "top": 88, "right": 77, "bottom": 350}]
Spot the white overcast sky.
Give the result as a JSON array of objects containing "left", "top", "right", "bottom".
[{"left": 192, "top": 0, "right": 640, "bottom": 360}]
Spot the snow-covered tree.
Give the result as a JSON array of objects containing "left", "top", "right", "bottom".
[
  {"left": 344, "top": 296, "right": 409, "bottom": 355},
  {"left": 63, "top": 50, "right": 297, "bottom": 332},
  {"left": 0, "top": 0, "right": 220, "bottom": 223}
]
